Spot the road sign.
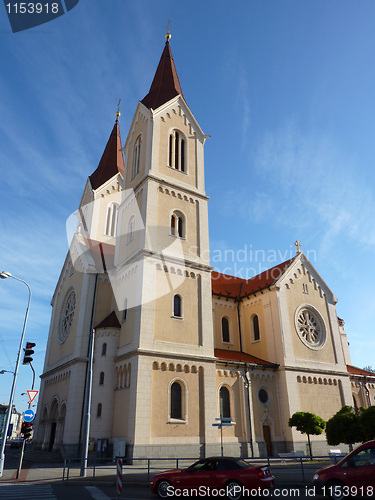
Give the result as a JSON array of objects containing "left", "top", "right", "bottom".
[
  {"left": 27, "top": 390, "right": 38, "bottom": 403},
  {"left": 23, "top": 409, "right": 35, "bottom": 422}
]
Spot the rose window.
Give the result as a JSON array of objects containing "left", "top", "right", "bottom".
[
  {"left": 294, "top": 305, "right": 326, "bottom": 350},
  {"left": 58, "top": 288, "right": 76, "bottom": 343}
]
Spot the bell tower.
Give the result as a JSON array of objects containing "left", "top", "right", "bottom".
[{"left": 111, "top": 31, "right": 218, "bottom": 458}]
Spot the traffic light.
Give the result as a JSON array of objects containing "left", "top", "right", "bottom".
[
  {"left": 21, "top": 422, "right": 33, "bottom": 439},
  {"left": 23, "top": 342, "right": 35, "bottom": 365}
]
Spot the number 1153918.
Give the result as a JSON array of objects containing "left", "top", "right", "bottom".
[{"left": 6, "top": 3, "right": 60, "bottom": 14}]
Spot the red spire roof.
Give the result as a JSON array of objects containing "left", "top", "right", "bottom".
[
  {"left": 212, "top": 258, "right": 295, "bottom": 299},
  {"left": 95, "top": 311, "right": 121, "bottom": 330},
  {"left": 141, "top": 40, "right": 184, "bottom": 110},
  {"left": 90, "top": 120, "right": 124, "bottom": 190}
]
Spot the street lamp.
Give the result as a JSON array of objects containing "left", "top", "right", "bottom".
[
  {"left": 0, "top": 271, "right": 31, "bottom": 477},
  {"left": 0, "top": 370, "right": 14, "bottom": 375}
]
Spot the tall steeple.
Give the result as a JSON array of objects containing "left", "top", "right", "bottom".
[
  {"left": 141, "top": 31, "right": 184, "bottom": 110},
  {"left": 89, "top": 116, "right": 124, "bottom": 190}
]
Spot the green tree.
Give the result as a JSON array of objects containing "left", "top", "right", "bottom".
[
  {"left": 363, "top": 366, "right": 375, "bottom": 373},
  {"left": 288, "top": 411, "right": 326, "bottom": 457},
  {"left": 359, "top": 406, "right": 375, "bottom": 441},
  {"left": 326, "top": 406, "right": 364, "bottom": 451}
]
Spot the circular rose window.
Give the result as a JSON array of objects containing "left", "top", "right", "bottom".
[
  {"left": 294, "top": 304, "right": 326, "bottom": 350},
  {"left": 58, "top": 287, "right": 76, "bottom": 343}
]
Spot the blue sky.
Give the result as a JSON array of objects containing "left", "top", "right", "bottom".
[{"left": 1, "top": 0, "right": 375, "bottom": 414}]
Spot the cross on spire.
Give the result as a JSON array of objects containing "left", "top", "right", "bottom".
[
  {"left": 294, "top": 240, "right": 302, "bottom": 254},
  {"left": 165, "top": 18, "right": 172, "bottom": 43}
]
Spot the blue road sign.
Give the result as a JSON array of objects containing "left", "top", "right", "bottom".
[{"left": 23, "top": 409, "right": 35, "bottom": 422}]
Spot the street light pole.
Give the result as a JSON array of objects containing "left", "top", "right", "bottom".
[{"left": 0, "top": 271, "right": 31, "bottom": 477}]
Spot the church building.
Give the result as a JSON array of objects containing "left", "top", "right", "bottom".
[{"left": 34, "top": 32, "right": 375, "bottom": 459}]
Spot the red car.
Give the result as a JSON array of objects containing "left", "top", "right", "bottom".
[
  {"left": 312, "top": 439, "right": 375, "bottom": 500},
  {"left": 150, "top": 456, "right": 274, "bottom": 499}
]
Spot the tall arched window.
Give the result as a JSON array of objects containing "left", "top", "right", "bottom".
[
  {"left": 171, "top": 382, "right": 182, "bottom": 419},
  {"left": 97, "top": 403, "right": 102, "bottom": 418},
  {"left": 127, "top": 216, "right": 135, "bottom": 244},
  {"left": 171, "top": 211, "right": 185, "bottom": 238},
  {"left": 105, "top": 203, "right": 118, "bottom": 237},
  {"left": 102, "top": 343, "right": 107, "bottom": 356},
  {"left": 168, "top": 130, "right": 186, "bottom": 172},
  {"left": 222, "top": 317, "right": 230, "bottom": 343},
  {"left": 99, "top": 372, "right": 105, "bottom": 385},
  {"left": 219, "top": 386, "right": 231, "bottom": 418},
  {"left": 174, "top": 295, "right": 182, "bottom": 317},
  {"left": 131, "top": 135, "right": 142, "bottom": 179},
  {"left": 252, "top": 314, "right": 260, "bottom": 341}
]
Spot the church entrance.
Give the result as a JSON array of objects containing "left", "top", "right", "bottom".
[{"left": 263, "top": 425, "right": 272, "bottom": 456}]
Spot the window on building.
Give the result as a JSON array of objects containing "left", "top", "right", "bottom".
[
  {"left": 222, "top": 317, "right": 230, "bottom": 343},
  {"left": 171, "top": 382, "right": 182, "bottom": 420},
  {"left": 252, "top": 315, "right": 260, "bottom": 341},
  {"left": 219, "top": 386, "right": 231, "bottom": 418},
  {"left": 97, "top": 403, "right": 102, "bottom": 418},
  {"left": 168, "top": 130, "right": 186, "bottom": 172},
  {"left": 99, "top": 372, "right": 105, "bottom": 385},
  {"left": 127, "top": 216, "right": 135, "bottom": 244},
  {"left": 102, "top": 343, "right": 107, "bottom": 356},
  {"left": 105, "top": 203, "right": 118, "bottom": 237},
  {"left": 122, "top": 298, "right": 128, "bottom": 321},
  {"left": 171, "top": 211, "right": 185, "bottom": 238},
  {"left": 131, "top": 135, "right": 142, "bottom": 179},
  {"left": 173, "top": 295, "right": 182, "bottom": 318}
]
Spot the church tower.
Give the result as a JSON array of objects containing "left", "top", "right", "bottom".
[
  {"left": 34, "top": 32, "right": 219, "bottom": 459},
  {"left": 109, "top": 31, "right": 218, "bottom": 458}
]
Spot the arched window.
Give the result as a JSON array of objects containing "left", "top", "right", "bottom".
[
  {"left": 97, "top": 403, "right": 102, "bottom": 418},
  {"left": 171, "top": 382, "right": 182, "bottom": 419},
  {"left": 219, "top": 386, "right": 231, "bottom": 418},
  {"left": 252, "top": 314, "right": 260, "bottom": 341},
  {"left": 174, "top": 295, "right": 182, "bottom": 317},
  {"left": 99, "top": 372, "right": 105, "bottom": 385},
  {"left": 171, "top": 211, "right": 185, "bottom": 238},
  {"left": 131, "top": 135, "right": 142, "bottom": 179},
  {"left": 168, "top": 130, "right": 186, "bottom": 172},
  {"left": 102, "top": 343, "right": 107, "bottom": 356},
  {"left": 105, "top": 203, "right": 118, "bottom": 237},
  {"left": 222, "top": 317, "right": 230, "bottom": 343},
  {"left": 127, "top": 216, "right": 135, "bottom": 244}
]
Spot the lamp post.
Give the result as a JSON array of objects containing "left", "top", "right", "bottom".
[{"left": 0, "top": 271, "right": 31, "bottom": 477}]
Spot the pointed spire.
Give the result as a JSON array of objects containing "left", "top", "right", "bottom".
[
  {"left": 90, "top": 114, "right": 125, "bottom": 190},
  {"left": 141, "top": 31, "right": 184, "bottom": 110}
]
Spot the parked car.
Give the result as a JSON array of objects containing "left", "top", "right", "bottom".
[
  {"left": 150, "top": 456, "right": 274, "bottom": 499},
  {"left": 312, "top": 439, "right": 375, "bottom": 500}
]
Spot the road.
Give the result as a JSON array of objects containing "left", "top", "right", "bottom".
[{"left": 0, "top": 448, "right": 327, "bottom": 500}]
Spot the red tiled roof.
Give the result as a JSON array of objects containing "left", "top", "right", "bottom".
[
  {"left": 347, "top": 365, "right": 375, "bottom": 377},
  {"left": 212, "top": 258, "right": 295, "bottom": 298},
  {"left": 90, "top": 120, "right": 124, "bottom": 190},
  {"left": 214, "top": 349, "right": 278, "bottom": 368},
  {"left": 95, "top": 311, "right": 121, "bottom": 330},
  {"left": 141, "top": 41, "right": 184, "bottom": 110}
]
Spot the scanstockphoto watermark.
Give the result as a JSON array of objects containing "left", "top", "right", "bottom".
[
  {"left": 66, "top": 188, "right": 188, "bottom": 311},
  {"left": 165, "top": 485, "right": 315, "bottom": 497},
  {"left": 3, "top": 0, "right": 80, "bottom": 33},
  {"left": 190, "top": 245, "right": 317, "bottom": 267}
]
